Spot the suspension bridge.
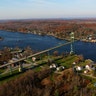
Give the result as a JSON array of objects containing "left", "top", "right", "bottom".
[{"left": 0, "top": 32, "right": 75, "bottom": 80}]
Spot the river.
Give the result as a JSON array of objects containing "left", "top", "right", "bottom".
[{"left": 0, "top": 30, "right": 96, "bottom": 62}]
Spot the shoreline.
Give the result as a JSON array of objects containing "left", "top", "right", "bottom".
[
  {"left": 81, "top": 39, "right": 96, "bottom": 43},
  {"left": 0, "top": 29, "right": 96, "bottom": 43},
  {"left": 0, "top": 29, "right": 71, "bottom": 41}
]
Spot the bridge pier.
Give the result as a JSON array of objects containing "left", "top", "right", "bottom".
[{"left": 70, "top": 32, "right": 74, "bottom": 54}]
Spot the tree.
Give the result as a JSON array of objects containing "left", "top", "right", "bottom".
[{"left": 53, "top": 51, "right": 59, "bottom": 57}]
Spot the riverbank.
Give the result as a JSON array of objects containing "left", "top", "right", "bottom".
[
  {"left": 1, "top": 29, "right": 78, "bottom": 42},
  {"left": 2, "top": 29, "right": 94, "bottom": 43},
  {"left": 0, "top": 19, "right": 96, "bottom": 43},
  {"left": 81, "top": 39, "right": 96, "bottom": 43}
]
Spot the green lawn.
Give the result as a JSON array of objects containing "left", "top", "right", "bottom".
[
  {"left": 0, "top": 69, "right": 6, "bottom": 73},
  {"left": 55, "top": 55, "right": 77, "bottom": 68},
  {"left": 0, "top": 69, "right": 23, "bottom": 84},
  {"left": 0, "top": 54, "right": 90, "bottom": 84}
]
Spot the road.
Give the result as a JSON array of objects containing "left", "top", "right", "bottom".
[{"left": 0, "top": 41, "right": 72, "bottom": 68}]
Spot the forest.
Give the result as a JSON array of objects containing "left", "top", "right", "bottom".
[
  {"left": 0, "top": 68, "right": 95, "bottom": 96},
  {"left": 0, "top": 19, "right": 96, "bottom": 40}
]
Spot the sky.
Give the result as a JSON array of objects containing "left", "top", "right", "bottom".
[{"left": 0, "top": 0, "right": 96, "bottom": 20}]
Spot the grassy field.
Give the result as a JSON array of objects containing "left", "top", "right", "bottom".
[{"left": 0, "top": 54, "right": 94, "bottom": 84}]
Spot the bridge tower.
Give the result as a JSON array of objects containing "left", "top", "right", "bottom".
[{"left": 70, "top": 32, "right": 74, "bottom": 54}]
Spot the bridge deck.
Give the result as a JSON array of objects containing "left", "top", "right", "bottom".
[{"left": 0, "top": 42, "right": 72, "bottom": 68}]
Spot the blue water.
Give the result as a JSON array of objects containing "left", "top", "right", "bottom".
[{"left": 0, "top": 30, "right": 96, "bottom": 62}]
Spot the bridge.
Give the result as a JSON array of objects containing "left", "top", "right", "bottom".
[
  {"left": 0, "top": 32, "right": 75, "bottom": 80},
  {"left": 0, "top": 41, "right": 72, "bottom": 68},
  {"left": 0, "top": 41, "right": 75, "bottom": 78}
]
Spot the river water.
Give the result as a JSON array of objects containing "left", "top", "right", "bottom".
[{"left": 0, "top": 30, "right": 96, "bottom": 62}]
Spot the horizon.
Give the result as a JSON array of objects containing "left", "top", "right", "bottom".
[
  {"left": 0, "top": 0, "right": 96, "bottom": 20},
  {"left": 1, "top": 17, "right": 96, "bottom": 21}
]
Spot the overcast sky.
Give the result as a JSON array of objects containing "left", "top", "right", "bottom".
[{"left": 0, "top": 0, "right": 96, "bottom": 20}]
